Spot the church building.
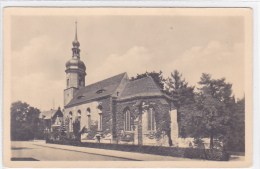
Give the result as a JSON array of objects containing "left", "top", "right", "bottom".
[{"left": 63, "top": 23, "right": 178, "bottom": 146}]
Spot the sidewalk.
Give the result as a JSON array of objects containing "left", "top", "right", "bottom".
[{"left": 33, "top": 141, "right": 200, "bottom": 161}]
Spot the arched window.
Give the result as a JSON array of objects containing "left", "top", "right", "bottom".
[
  {"left": 77, "top": 110, "right": 81, "bottom": 117},
  {"left": 87, "top": 108, "right": 91, "bottom": 113},
  {"left": 148, "top": 108, "right": 155, "bottom": 131},
  {"left": 77, "top": 110, "right": 81, "bottom": 120},
  {"left": 86, "top": 108, "right": 91, "bottom": 129},
  {"left": 124, "top": 109, "right": 131, "bottom": 131},
  {"left": 67, "top": 79, "right": 69, "bottom": 88}
]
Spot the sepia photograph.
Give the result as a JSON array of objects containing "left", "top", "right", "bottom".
[{"left": 3, "top": 7, "right": 253, "bottom": 168}]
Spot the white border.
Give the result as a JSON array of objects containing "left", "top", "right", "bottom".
[{"left": 0, "top": 1, "right": 259, "bottom": 169}]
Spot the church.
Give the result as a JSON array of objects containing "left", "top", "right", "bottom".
[{"left": 63, "top": 23, "right": 179, "bottom": 146}]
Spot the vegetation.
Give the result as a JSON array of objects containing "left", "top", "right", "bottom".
[
  {"left": 11, "top": 101, "right": 43, "bottom": 140},
  {"left": 131, "top": 71, "right": 245, "bottom": 152}
]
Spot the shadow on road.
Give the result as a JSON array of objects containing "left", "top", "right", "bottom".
[{"left": 11, "top": 157, "right": 39, "bottom": 161}]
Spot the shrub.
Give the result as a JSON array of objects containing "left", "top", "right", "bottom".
[
  {"left": 46, "top": 140, "right": 229, "bottom": 161},
  {"left": 184, "top": 148, "right": 230, "bottom": 161},
  {"left": 184, "top": 148, "right": 207, "bottom": 159},
  {"left": 205, "top": 149, "right": 230, "bottom": 161}
]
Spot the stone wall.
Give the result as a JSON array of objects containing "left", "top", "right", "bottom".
[{"left": 115, "top": 97, "right": 174, "bottom": 146}]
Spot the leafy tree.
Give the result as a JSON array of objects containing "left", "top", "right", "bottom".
[
  {"left": 164, "top": 70, "right": 195, "bottom": 138},
  {"left": 223, "top": 97, "right": 245, "bottom": 152},
  {"left": 72, "top": 118, "right": 81, "bottom": 141},
  {"left": 11, "top": 101, "right": 41, "bottom": 141},
  {"left": 131, "top": 71, "right": 165, "bottom": 89},
  {"left": 180, "top": 74, "right": 234, "bottom": 149}
]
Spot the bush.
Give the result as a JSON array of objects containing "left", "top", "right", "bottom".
[
  {"left": 46, "top": 139, "right": 229, "bottom": 161},
  {"left": 184, "top": 148, "right": 207, "bottom": 159},
  {"left": 205, "top": 149, "right": 230, "bottom": 161},
  {"left": 184, "top": 148, "right": 230, "bottom": 161}
]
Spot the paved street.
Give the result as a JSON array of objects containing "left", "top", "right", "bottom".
[
  {"left": 11, "top": 140, "right": 244, "bottom": 161},
  {"left": 11, "top": 140, "right": 197, "bottom": 161},
  {"left": 11, "top": 140, "right": 133, "bottom": 161}
]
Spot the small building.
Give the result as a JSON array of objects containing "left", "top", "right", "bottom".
[
  {"left": 40, "top": 107, "right": 63, "bottom": 137},
  {"left": 62, "top": 23, "right": 179, "bottom": 146}
]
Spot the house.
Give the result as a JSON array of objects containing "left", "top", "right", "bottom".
[
  {"left": 40, "top": 107, "right": 63, "bottom": 135},
  {"left": 63, "top": 23, "right": 178, "bottom": 146}
]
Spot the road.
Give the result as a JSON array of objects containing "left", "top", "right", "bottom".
[
  {"left": 11, "top": 140, "right": 243, "bottom": 161},
  {"left": 11, "top": 140, "right": 134, "bottom": 161}
]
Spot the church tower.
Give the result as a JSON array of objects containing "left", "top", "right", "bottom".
[{"left": 64, "top": 22, "right": 86, "bottom": 106}]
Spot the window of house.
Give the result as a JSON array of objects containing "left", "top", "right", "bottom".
[
  {"left": 87, "top": 115, "right": 91, "bottom": 129},
  {"left": 96, "top": 89, "right": 106, "bottom": 94},
  {"left": 79, "top": 79, "right": 83, "bottom": 87},
  {"left": 87, "top": 108, "right": 91, "bottom": 113},
  {"left": 67, "top": 79, "right": 69, "bottom": 88},
  {"left": 124, "top": 109, "right": 131, "bottom": 131},
  {"left": 87, "top": 108, "right": 91, "bottom": 129},
  {"left": 97, "top": 105, "right": 102, "bottom": 131},
  {"left": 148, "top": 108, "right": 155, "bottom": 131},
  {"left": 77, "top": 110, "right": 81, "bottom": 118},
  {"left": 69, "top": 111, "right": 73, "bottom": 132},
  {"left": 99, "top": 113, "right": 102, "bottom": 131},
  {"left": 77, "top": 95, "right": 84, "bottom": 99}
]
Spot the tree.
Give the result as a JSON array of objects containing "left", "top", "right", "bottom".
[
  {"left": 11, "top": 101, "right": 41, "bottom": 141},
  {"left": 131, "top": 71, "right": 165, "bottom": 89},
  {"left": 164, "top": 70, "right": 195, "bottom": 138},
  {"left": 165, "top": 70, "right": 195, "bottom": 111},
  {"left": 72, "top": 118, "right": 81, "bottom": 141},
  {"left": 180, "top": 73, "right": 234, "bottom": 149},
  {"left": 223, "top": 97, "right": 245, "bottom": 152}
]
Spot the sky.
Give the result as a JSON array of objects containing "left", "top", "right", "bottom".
[{"left": 10, "top": 13, "right": 245, "bottom": 111}]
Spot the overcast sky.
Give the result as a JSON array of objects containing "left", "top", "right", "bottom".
[{"left": 10, "top": 13, "right": 245, "bottom": 111}]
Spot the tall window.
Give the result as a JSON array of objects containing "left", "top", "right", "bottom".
[
  {"left": 99, "top": 113, "right": 102, "bottom": 131},
  {"left": 77, "top": 110, "right": 81, "bottom": 127},
  {"left": 148, "top": 108, "right": 155, "bottom": 131},
  {"left": 97, "top": 105, "right": 102, "bottom": 131},
  {"left": 124, "top": 109, "right": 131, "bottom": 131},
  {"left": 69, "top": 111, "right": 73, "bottom": 132},
  {"left": 87, "top": 108, "right": 91, "bottom": 129},
  {"left": 67, "top": 79, "right": 69, "bottom": 88}
]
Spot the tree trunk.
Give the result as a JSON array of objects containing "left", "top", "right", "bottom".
[{"left": 210, "top": 131, "right": 214, "bottom": 149}]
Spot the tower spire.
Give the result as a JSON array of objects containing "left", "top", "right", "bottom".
[
  {"left": 72, "top": 21, "right": 80, "bottom": 58},
  {"left": 75, "top": 21, "right": 78, "bottom": 41}
]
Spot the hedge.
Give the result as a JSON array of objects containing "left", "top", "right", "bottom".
[{"left": 46, "top": 139, "right": 230, "bottom": 161}]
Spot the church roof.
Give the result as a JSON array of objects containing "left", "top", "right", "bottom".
[
  {"left": 118, "top": 76, "right": 171, "bottom": 101},
  {"left": 65, "top": 72, "right": 127, "bottom": 107}
]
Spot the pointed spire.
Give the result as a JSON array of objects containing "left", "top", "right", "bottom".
[
  {"left": 72, "top": 21, "right": 80, "bottom": 48},
  {"left": 75, "top": 21, "right": 78, "bottom": 41}
]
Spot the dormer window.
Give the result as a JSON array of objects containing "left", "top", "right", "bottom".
[
  {"left": 77, "top": 95, "right": 84, "bottom": 99},
  {"left": 96, "top": 89, "right": 105, "bottom": 94}
]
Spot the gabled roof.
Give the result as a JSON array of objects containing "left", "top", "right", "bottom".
[
  {"left": 52, "top": 107, "right": 63, "bottom": 120},
  {"left": 40, "top": 109, "right": 57, "bottom": 119},
  {"left": 65, "top": 72, "right": 127, "bottom": 107},
  {"left": 118, "top": 76, "right": 171, "bottom": 101}
]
